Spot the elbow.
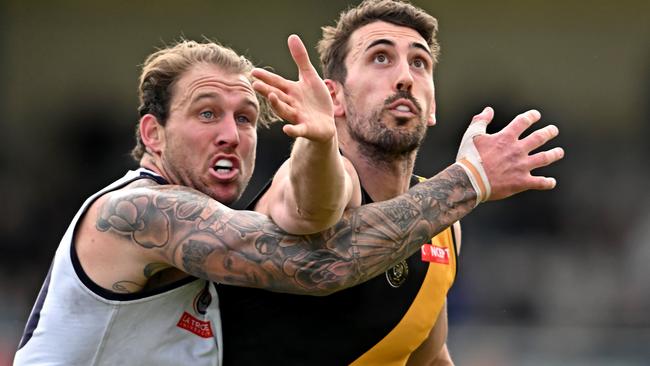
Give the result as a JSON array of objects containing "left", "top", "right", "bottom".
[
  {"left": 277, "top": 280, "right": 348, "bottom": 297},
  {"left": 281, "top": 206, "right": 346, "bottom": 235},
  {"left": 306, "top": 282, "right": 349, "bottom": 297}
]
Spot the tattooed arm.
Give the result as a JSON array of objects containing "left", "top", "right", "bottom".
[
  {"left": 93, "top": 107, "right": 563, "bottom": 295},
  {"left": 96, "top": 164, "right": 474, "bottom": 296}
]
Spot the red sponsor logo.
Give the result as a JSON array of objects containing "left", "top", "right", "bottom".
[
  {"left": 177, "top": 312, "right": 214, "bottom": 338},
  {"left": 421, "top": 244, "right": 449, "bottom": 264}
]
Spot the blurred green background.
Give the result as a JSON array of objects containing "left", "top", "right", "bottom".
[{"left": 1, "top": 0, "right": 649, "bottom": 364}]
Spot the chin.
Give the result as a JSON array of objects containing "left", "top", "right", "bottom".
[
  {"left": 211, "top": 193, "right": 238, "bottom": 206},
  {"left": 211, "top": 186, "right": 244, "bottom": 207}
]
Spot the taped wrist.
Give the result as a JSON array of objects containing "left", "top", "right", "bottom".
[
  {"left": 456, "top": 120, "right": 491, "bottom": 206},
  {"left": 454, "top": 160, "right": 489, "bottom": 207}
]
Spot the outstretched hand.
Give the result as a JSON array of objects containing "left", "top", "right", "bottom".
[
  {"left": 456, "top": 107, "right": 564, "bottom": 203},
  {"left": 252, "top": 35, "right": 335, "bottom": 143}
]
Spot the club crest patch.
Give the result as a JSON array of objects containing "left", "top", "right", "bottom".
[{"left": 385, "top": 260, "right": 409, "bottom": 288}]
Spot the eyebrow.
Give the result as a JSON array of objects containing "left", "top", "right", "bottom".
[
  {"left": 365, "top": 38, "right": 396, "bottom": 51},
  {"left": 411, "top": 42, "right": 433, "bottom": 61},
  {"left": 191, "top": 92, "right": 220, "bottom": 104},
  {"left": 365, "top": 38, "right": 433, "bottom": 61}
]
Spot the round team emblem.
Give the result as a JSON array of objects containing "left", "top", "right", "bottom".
[
  {"left": 385, "top": 260, "right": 409, "bottom": 288},
  {"left": 194, "top": 286, "right": 212, "bottom": 315}
]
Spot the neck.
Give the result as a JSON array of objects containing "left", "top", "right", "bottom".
[
  {"left": 340, "top": 139, "right": 416, "bottom": 202},
  {"left": 140, "top": 153, "right": 169, "bottom": 182}
]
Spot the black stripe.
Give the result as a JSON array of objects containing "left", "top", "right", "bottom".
[
  {"left": 240, "top": 176, "right": 274, "bottom": 209},
  {"left": 139, "top": 170, "right": 169, "bottom": 185},
  {"left": 450, "top": 223, "right": 459, "bottom": 282},
  {"left": 17, "top": 262, "right": 53, "bottom": 350},
  {"left": 70, "top": 235, "right": 198, "bottom": 301}
]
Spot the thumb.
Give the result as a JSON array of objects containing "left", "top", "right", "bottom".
[
  {"left": 469, "top": 106, "right": 494, "bottom": 129},
  {"left": 461, "top": 106, "right": 493, "bottom": 143},
  {"left": 455, "top": 106, "right": 494, "bottom": 206},
  {"left": 283, "top": 123, "right": 307, "bottom": 139}
]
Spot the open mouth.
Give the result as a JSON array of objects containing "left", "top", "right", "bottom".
[
  {"left": 386, "top": 98, "right": 420, "bottom": 116},
  {"left": 394, "top": 104, "right": 413, "bottom": 113},
  {"left": 214, "top": 158, "right": 234, "bottom": 174}
]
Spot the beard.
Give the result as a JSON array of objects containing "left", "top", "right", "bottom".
[
  {"left": 160, "top": 141, "right": 251, "bottom": 207},
  {"left": 344, "top": 90, "right": 428, "bottom": 162}
]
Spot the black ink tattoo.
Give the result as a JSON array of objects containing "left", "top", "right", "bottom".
[
  {"left": 182, "top": 240, "right": 215, "bottom": 280},
  {"left": 96, "top": 164, "right": 475, "bottom": 295},
  {"left": 112, "top": 280, "right": 144, "bottom": 293},
  {"left": 143, "top": 263, "right": 168, "bottom": 278}
]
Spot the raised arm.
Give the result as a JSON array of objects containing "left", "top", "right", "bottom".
[
  {"left": 252, "top": 35, "right": 359, "bottom": 235},
  {"left": 95, "top": 106, "right": 563, "bottom": 296}
]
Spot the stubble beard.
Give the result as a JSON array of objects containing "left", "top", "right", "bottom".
[
  {"left": 161, "top": 146, "right": 248, "bottom": 207},
  {"left": 345, "top": 92, "right": 428, "bottom": 163}
]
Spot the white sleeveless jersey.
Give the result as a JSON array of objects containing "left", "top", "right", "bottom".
[{"left": 14, "top": 169, "right": 222, "bottom": 366}]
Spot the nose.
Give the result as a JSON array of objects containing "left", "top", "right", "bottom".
[
  {"left": 215, "top": 115, "right": 240, "bottom": 149},
  {"left": 394, "top": 59, "right": 413, "bottom": 92}
]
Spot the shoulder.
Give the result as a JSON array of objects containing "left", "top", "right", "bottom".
[
  {"left": 75, "top": 180, "right": 231, "bottom": 292},
  {"left": 342, "top": 156, "right": 362, "bottom": 208},
  {"left": 95, "top": 182, "right": 222, "bottom": 233}
]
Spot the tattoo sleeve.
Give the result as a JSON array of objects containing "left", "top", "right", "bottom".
[{"left": 96, "top": 164, "right": 475, "bottom": 295}]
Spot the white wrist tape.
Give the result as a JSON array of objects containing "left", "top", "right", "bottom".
[{"left": 455, "top": 119, "right": 491, "bottom": 206}]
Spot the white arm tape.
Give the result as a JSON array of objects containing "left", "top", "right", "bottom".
[{"left": 455, "top": 119, "right": 491, "bottom": 206}]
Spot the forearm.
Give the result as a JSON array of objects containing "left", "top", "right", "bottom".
[
  {"left": 205, "top": 163, "right": 475, "bottom": 294},
  {"left": 339, "top": 164, "right": 474, "bottom": 283},
  {"left": 287, "top": 136, "right": 351, "bottom": 229}
]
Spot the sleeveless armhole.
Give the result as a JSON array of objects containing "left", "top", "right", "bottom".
[
  {"left": 70, "top": 172, "right": 197, "bottom": 301},
  {"left": 450, "top": 222, "right": 460, "bottom": 282}
]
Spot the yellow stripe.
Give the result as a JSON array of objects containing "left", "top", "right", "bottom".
[{"left": 350, "top": 228, "right": 456, "bottom": 366}]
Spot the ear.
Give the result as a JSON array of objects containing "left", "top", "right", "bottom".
[
  {"left": 427, "top": 87, "right": 437, "bottom": 126},
  {"left": 325, "top": 79, "right": 345, "bottom": 118},
  {"left": 140, "top": 114, "right": 165, "bottom": 156},
  {"left": 427, "top": 111, "right": 437, "bottom": 126}
]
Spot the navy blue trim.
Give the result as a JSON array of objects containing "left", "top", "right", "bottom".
[
  {"left": 139, "top": 170, "right": 169, "bottom": 185},
  {"left": 70, "top": 171, "right": 197, "bottom": 301},
  {"left": 17, "top": 262, "right": 53, "bottom": 350},
  {"left": 70, "top": 237, "right": 198, "bottom": 301}
]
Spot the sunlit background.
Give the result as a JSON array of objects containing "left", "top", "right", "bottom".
[{"left": 1, "top": 1, "right": 649, "bottom": 365}]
